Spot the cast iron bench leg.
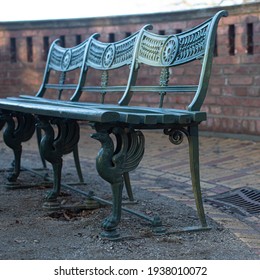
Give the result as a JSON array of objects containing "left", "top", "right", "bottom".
[
  {"left": 37, "top": 117, "right": 80, "bottom": 208},
  {"left": 37, "top": 125, "right": 84, "bottom": 183},
  {"left": 188, "top": 125, "right": 208, "bottom": 228},
  {"left": 164, "top": 126, "right": 209, "bottom": 231},
  {"left": 2, "top": 113, "right": 35, "bottom": 182},
  {"left": 92, "top": 127, "right": 145, "bottom": 238}
]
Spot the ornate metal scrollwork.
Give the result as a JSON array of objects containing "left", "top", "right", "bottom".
[
  {"left": 161, "top": 36, "right": 179, "bottom": 66},
  {"left": 175, "top": 23, "right": 209, "bottom": 64},
  {"left": 101, "top": 70, "right": 108, "bottom": 87},
  {"left": 88, "top": 34, "right": 138, "bottom": 69},
  {"left": 70, "top": 43, "right": 86, "bottom": 68},
  {"left": 49, "top": 43, "right": 64, "bottom": 70},
  {"left": 61, "top": 49, "right": 72, "bottom": 70},
  {"left": 114, "top": 35, "right": 137, "bottom": 66},
  {"left": 163, "top": 128, "right": 188, "bottom": 145},
  {"left": 102, "top": 44, "right": 115, "bottom": 68},
  {"left": 159, "top": 67, "right": 170, "bottom": 107},
  {"left": 100, "top": 71, "right": 108, "bottom": 103},
  {"left": 139, "top": 34, "right": 163, "bottom": 64}
]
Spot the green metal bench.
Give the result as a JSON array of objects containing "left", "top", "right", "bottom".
[{"left": 0, "top": 10, "right": 228, "bottom": 238}]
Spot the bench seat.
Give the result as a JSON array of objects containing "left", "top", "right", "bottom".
[
  {"left": 3, "top": 97, "right": 206, "bottom": 125},
  {"left": 0, "top": 98, "right": 120, "bottom": 123}
]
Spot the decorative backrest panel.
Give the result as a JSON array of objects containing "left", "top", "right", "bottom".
[
  {"left": 77, "top": 30, "right": 144, "bottom": 103},
  {"left": 137, "top": 18, "right": 213, "bottom": 67},
  {"left": 87, "top": 32, "right": 139, "bottom": 70},
  {"left": 36, "top": 35, "right": 98, "bottom": 99},
  {"left": 137, "top": 32, "right": 178, "bottom": 67},
  {"left": 118, "top": 10, "right": 228, "bottom": 110},
  {"left": 174, "top": 21, "right": 210, "bottom": 66},
  {"left": 48, "top": 39, "right": 88, "bottom": 72}
]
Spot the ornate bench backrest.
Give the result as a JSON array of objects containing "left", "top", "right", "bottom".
[
  {"left": 36, "top": 34, "right": 98, "bottom": 100},
  {"left": 73, "top": 25, "right": 151, "bottom": 103},
  {"left": 119, "top": 10, "right": 228, "bottom": 111}
]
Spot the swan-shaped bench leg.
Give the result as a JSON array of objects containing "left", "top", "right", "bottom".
[
  {"left": 1, "top": 112, "right": 35, "bottom": 182},
  {"left": 36, "top": 116, "right": 80, "bottom": 209},
  {"left": 92, "top": 127, "right": 145, "bottom": 239}
]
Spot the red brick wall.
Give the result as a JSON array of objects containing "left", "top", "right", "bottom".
[{"left": 0, "top": 3, "right": 259, "bottom": 136}]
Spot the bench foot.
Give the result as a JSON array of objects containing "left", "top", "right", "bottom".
[
  {"left": 42, "top": 199, "right": 61, "bottom": 210},
  {"left": 100, "top": 229, "right": 120, "bottom": 240},
  {"left": 151, "top": 215, "right": 166, "bottom": 235}
]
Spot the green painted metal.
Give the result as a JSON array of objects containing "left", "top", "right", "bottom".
[
  {"left": 0, "top": 10, "right": 228, "bottom": 237},
  {"left": 36, "top": 117, "right": 80, "bottom": 206},
  {"left": 91, "top": 127, "right": 145, "bottom": 238},
  {"left": 1, "top": 112, "right": 35, "bottom": 182}
]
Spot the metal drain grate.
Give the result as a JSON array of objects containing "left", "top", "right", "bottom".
[{"left": 205, "top": 188, "right": 260, "bottom": 216}]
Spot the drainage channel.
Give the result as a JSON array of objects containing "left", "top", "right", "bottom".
[{"left": 205, "top": 187, "right": 260, "bottom": 216}]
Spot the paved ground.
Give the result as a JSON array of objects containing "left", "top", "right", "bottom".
[{"left": 1, "top": 125, "right": 259, "bottom": 258}]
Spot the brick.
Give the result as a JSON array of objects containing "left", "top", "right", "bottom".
[
  {"left": 209, "top": 87, "right": 221, "bottom": 96},
  {"left": 228, "top": 76, "right": 253, "bottom": 85},
  {"left": 239, "top": 14, "right": 260, "bottom": 24},
  {"left": 210, "top": 105, "right": 222, "bottom": 115},
  {"left": 240, "top": 54, "right": 260, "bottom": 64},
  {"left": 214, "top": 55, "right": 241, "bottom": 64}
]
